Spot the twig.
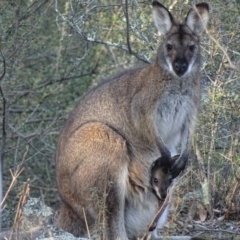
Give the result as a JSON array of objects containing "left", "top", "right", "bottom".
[
  {"left": 0, "top": 226, "right": 42, "bottom": 239},
  {"left": 0, "top": 49, "right": 6, "bottom": 232},
  {"left": 192, "top": 225, "right": 240, "bottom": 235},
  {"left": 226, "top": 180, "right": 239, "bottom": 220},
  {"left": 194, "top": 142, "right": 212, "bottom": 218},
  {"left": 82, "top": 207, "right": 91, "bottom": 239},
  {"left": 11, "top": 180, "right": 30, "bottom": 239},
  {"left": 124, "top": 0, "right": 132, "bottom": 54},
  {"left": 19, "top": 0, "right": 48, "bottom": 21},
  {"left": 36, "top": 69, "right": 98, "bottom": 90},
  {"left": 192, "top": 3, "right": 238, "bottom": 72},
  {"left": 55, "top": 0, "right": 150, "bottom": 63},
  {"left": 1, "top": 167, "right": 24, "bottom": 207}
]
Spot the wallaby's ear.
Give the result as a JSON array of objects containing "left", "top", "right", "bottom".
[
  {"left": 152, "top": 157, "right": 161, "bottom": 170},
  {"left": 152, "top": 156, "right": 171, "bottom": 174},
  {"left": 152, "top": 1, "right": 173, "bottom": 35},
  {"left": 186, "top": 2, "right": 209, "bottom": 36}
]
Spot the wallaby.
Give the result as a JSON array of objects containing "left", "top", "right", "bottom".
[
  {"left": 125, "top": 155, "right": 177, "bottom": 240},
  {"left": 151, "top": 155, "right": 179, "bottom": 201},
  {"left": 55, "top": 1, "right": 209, "bottom": 239},
  {"left": 150, "top": 156, "right": 205, "bottom": 240},
  {"left": 150, "top": 155, "right": 177, "bottom": 239}
]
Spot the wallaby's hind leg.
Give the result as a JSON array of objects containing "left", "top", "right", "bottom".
[
  {"left": 56, "top": 122, "right": 129, "bottom": 239},
  {"left": 56, "top": 202, "right": 87, "bottom": 237}
]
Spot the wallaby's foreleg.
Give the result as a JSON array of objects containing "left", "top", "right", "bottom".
[{"left": 171, "top": 123, "right": 190, "bottom": 178}]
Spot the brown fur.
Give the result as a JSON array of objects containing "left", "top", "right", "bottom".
[{"left": 55, "top": 2, "right": 209, "bottom": 239}]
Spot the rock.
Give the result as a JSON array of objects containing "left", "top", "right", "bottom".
[
  {"left": 22, "top": 197, "right": 54, "bottom": 229},
  {"left": 0, "top": 198, "right": 88, "bottom": 240},
  {"left": 35, "top": 225, "right": 87, "bottom": 240}
]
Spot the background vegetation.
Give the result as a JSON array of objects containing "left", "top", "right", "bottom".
[{"left": 0, "top": 0, "right": 239, "bottom": 235}]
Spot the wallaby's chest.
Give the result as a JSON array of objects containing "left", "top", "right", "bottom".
[{"left": 156, "top": 93, "right": 196, "bottom": 139}]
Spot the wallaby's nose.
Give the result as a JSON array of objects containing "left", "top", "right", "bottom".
[
  {"left": 161, "top": 193, "right": 167, "bottom": 200},
  {"left": 173, "top": 60, "right": 188, "bottom": 76},
  {"left": 161, "top": 191, "right": 167, "bottom": 199}
]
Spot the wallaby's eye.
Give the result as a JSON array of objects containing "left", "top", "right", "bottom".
[
  {"left": 189, "top": 45, "right": 195, "bottom": 52},
  {"left": 154, "top": 178, "right": 158, "bottom": 183},
  {"left": 166, "top": 44, "right": 173, "bottom": 51}
]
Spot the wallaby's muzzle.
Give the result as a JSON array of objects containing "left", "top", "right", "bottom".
[{"left": 173, "top": 59, "right": 188, "bottom": 76}]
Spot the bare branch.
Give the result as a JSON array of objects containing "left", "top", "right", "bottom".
[
  {"left": 1, "top": 168, "right": 24, "bottom": 210},
  {"left": 19, "top": 0, "right": 49, "bottom": 21},
  {"left": 123, "top": 0, "right": 132, "bottom": 54},
  {"left": 0, "top": 50, "right": 6, "bottom": 231},
  {"left": 55, "top": 0, "right": 150, "bottom": 63},
  {"left": 0, "top": 50, "right": 6, "bottom": 84}
]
